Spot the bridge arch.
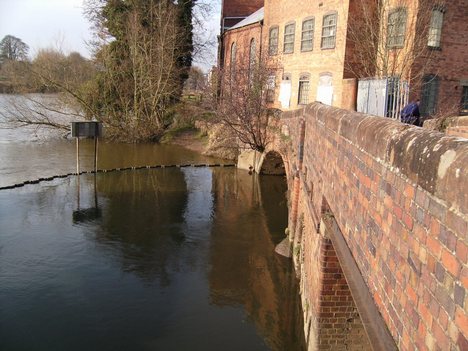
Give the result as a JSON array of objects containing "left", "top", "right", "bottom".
[{"left": 259, "top": 150, "right": 286, "bottom": 175}]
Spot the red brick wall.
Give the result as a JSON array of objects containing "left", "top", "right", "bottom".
[
  {"left": 267, "top": 103, "right": 468, "bottom": 350},
  {"left": 412, "top": 0, "right": 468, "bottom": 116},
  {"left": 316, "top": 237, "right": 372, "bottom": 350},
  {"left": 222, "top": 0, "right": 263, "bottom": 18},
  {"left": 221, "top": 0, "right": 264, "bottom": 29}
]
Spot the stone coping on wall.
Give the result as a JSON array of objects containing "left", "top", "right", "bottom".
[{"left": 283, "top": 102, "right": 468, "bottom": 216}]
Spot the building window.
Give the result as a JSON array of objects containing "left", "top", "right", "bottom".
[
  {"left": 321, "top": 13, "right": 337, "bottom": 49},
  {"left": 298, "top": 73, "right": 310, "bottom": 105},
  {"left": 266, "top": 75, "right": 276, "bottom": 103},
  {"left": 269, "top": 26, "right": 279, "bottom": 56},
  {"left": 461, "top": 86, "right": 468, "bottom": 115},
  {"left": 230, "top": 42, "right": 236, "bottom": 82},
  {"left": 301, "top": 18, "right": 314, "bottom": 52},
  {"left": 420, "top": 74, "right": 439, "bottom": 116},
  {"left": 279, "top": 73, "right": 292, "bottom": 108},
  {"left": 249, "top": 39, "right": 256, "bottom": 85},
  {"left": 284, "top": 23, "right": 295, "bottom": 54},
  {"left": 317, "top": 72, "right": 333, "bottom": 105},
  {"left": 428, "top": 8, "right": 444, "bottom": 48},
  {"left": 387, "top": 8, "right": 407, "bottom": 48}
]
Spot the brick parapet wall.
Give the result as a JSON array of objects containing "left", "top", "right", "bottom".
[{"left": 272, "top": 103, "right": 468, "bottom": 350}]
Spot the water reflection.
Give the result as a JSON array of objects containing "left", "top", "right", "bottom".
[
  {"left": 73, "top": 175, "right": 102, "bottom": 224},
  {"left": 87, "top": 169, "right": 189, "bottom": 286},
  {"left": 0, "top": 167, "right": 304, "bottom": 350},
  {"left": 209, "top": 169, "right": 305, "bottom": 350}
]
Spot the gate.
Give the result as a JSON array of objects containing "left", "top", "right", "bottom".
[{"left": 357, "top": 77, "right": 409, "bottom": 120}]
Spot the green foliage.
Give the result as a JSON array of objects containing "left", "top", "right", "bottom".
[{"left": 177, "top": 0, "right": 195, "bottom": 83}]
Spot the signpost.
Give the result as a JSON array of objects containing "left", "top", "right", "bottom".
[
  {"left": 71, "top": 121, "right": 103, "bottom": 174},
  {"left": 71, "top": 121, "right": 103, "bottom": 224}
]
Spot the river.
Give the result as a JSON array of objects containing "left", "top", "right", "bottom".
[{"left": 0, "top": 95, "right": 305, "bottom": 350}]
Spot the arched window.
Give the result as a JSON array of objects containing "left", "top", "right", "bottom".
[
  {"left": 321, "top": 13, "right": 337, "bottom": 49},
  {"left": 284, "top": 22, "right": 296, "bottom": 54},
  {"left": 249, "top": 39, "right": 256, "bottom": 66},
  {"left": 249, "top": 38, "right": 256, "bottom": 81},
  {"left": 230, "top": 42, "right": 237, "bottom": 79},
  {"left": 301, "top": 17, "right": 315, "bottom": 52},
  {"left": 428, "top": 7, "right": 445, "bottom": 48}
]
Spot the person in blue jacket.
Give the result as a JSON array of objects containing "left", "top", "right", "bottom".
[{"left": 400, "top": 100, "right": 421, "bottom": 126}]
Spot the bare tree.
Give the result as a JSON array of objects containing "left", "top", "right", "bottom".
[
  {"left": 0, "top": 35, "right": 29, "bottom": 64},
  {"left": 210, "top": 54, "right": 281, "bottom": 153},
  {"left": 346, "top": 0, "right": 443, "bottom": 85},
  {"left": 184, "top": 66, "right": 207, "bottom": 93},
  {"left": 0, "top": 94, "right": 77, "bottom": 134},
  {"left": 0, "top": 48, "right": 96, "bottom": 133}
]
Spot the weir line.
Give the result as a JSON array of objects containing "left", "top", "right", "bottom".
[{"left": 0, "top": 163, "right": 236, "bottom": 191}]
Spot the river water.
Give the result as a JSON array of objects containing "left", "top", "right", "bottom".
[{"left": 0, "top": 96, "right": 305, "bottom": 350}]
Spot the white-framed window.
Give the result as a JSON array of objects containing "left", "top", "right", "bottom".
[
  {"left": 269, "top": 26, "right": 279, "bottom": 56},
  {"left": 298, "top": 73, "right": 310, "bottom": 105},
  {"left": 321, "top": 13, "right": 337, "bottom": 49},
  {"left": 420, "top": 74, "right": 440, "bottom": 116},
  {"left": 284, "top": 23, "right": 296, "bottom": 54},
  {"left": 428, "top": 8, "right": 444, "bottom": 48},
  {"left": 387, "top": 8, "right": 407, "bottom": 48},
  {"left": 301, "top": 18, "right": 314, "bottom": 52}
]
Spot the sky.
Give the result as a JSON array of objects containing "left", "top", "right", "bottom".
[{"left": 0, "top": 0, "right": 220, "bottom": 71}]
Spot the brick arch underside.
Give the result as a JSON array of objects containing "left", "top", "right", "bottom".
[{"left": 260, "top": 150, "right": 286, "bottom": 175}]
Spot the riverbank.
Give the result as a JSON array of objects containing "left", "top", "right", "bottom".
[
  {"left": 164, "top": 128, "right": 207, "bottom": 154},
  {"left": 165, "top": 125, "right": 238, "bottom": 161}
]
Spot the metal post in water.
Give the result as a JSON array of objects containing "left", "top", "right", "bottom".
[
  {"left": 72, "top": 121, "right": 102, "bottom": 174},
  {"left": 76, "top": 137, "right": 80, "bottom": 175},
  {"left": 94, "top": 136, "right": 98, "bottom": 173}
]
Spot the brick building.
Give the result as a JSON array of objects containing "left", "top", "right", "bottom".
[
  {"left": 218, "top": 0, "right": 264, "bottom": 70},
  {"left": 219, "top": 0, "right": 468, "bottom": 118},
  {"left": 220, "top": 0, "right": 264, "bottom": 33}
]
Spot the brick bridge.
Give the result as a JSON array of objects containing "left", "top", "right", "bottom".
[{"left": 241, "top": 103, "right": 468, "bottom": 350}]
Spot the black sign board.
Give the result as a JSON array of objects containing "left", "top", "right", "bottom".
[{"left": 71, "top": 121, "right": 102, "bottom": 138}]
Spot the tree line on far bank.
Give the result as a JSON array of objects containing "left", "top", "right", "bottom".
[{"left": 0, "top": 0, "right": 199, "bottom": 142}]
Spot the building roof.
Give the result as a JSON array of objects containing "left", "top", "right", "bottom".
[{"left": 228, "top": 7, "right": 264, "bottom": 31}]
